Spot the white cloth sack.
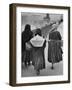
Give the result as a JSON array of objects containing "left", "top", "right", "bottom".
[
  {"left": 25, "top": 42, "right": 32, "bottom": 50},
  {"left": 30, "top": 35, "right": 45, "bottom": 47}
]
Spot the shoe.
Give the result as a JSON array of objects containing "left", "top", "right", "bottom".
[
  {"left": 28, "top": 62, "right": 30, "bottom": 66},
  {"left": 36, "top": 70, "right": 40, "bottom": 75},
  {"left": 25, "top": 63, "right": 27, "bottom": 67},
  {"left": 51, "top": 66, "right": 54, "bottom": 70}
]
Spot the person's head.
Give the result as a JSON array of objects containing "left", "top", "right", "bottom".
[
  {"left": 51, "top": 22, "right": 59, "bottom": 32},
  {"left": 59, "top": 19, "right": 63, "bottom": 24},
  {"left": 24, "top": 24, "right": 31, "bottom": 32},
  {"left": 35, "top": 28, "right": 42, "bottom": 36}
]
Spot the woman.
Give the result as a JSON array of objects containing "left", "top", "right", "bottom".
[
  {"left": 22, "top": 24, "right": 33, "bottom": 67},
  {"left": 30, "top": 28, "right": 46, "bottom": 75},
  {"left": 48, "top": 23, "right": 63, "bottom": 69}
]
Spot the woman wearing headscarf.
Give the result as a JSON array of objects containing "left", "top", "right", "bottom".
[
  {"left": 48, "top": 22, "right": 63, "bottom": 69},
  {"left": 22, "top": 24, "right": 33, "bottom": 67},
  {"left": 30, "top": 28, "right": 46, "bottom": 75}
]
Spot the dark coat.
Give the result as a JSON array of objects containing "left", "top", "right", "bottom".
[
  {"left": 22, "top": 30, "right": 33, "bottom": 52},
  {"left": 22, "top": 30, "right": 33, "bottom": 63},
  {"left": 48, "top": 31, "right": 63, "bottom": 63},
  {"left": 30, "top": 40, "right": 46, "bottom": 70}
]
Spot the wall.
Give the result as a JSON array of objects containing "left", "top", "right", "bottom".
[{"left": 0, "top": 0, "right": 72, "bottom": 90}]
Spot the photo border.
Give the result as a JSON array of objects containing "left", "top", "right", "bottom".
[{"left": 9, "top": 3, "right": 70, "bottom": 86}]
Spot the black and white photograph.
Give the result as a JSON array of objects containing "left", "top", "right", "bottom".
[
  {"left": 9, "top": 4, "right": 70, "bottom": 86},
  {"left": 21, "top": 12, "right": 63, "bottom": 77}
]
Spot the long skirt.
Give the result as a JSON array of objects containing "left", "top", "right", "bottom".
[
  {"left": 48, "top": 41, "right": 63, "bottom": 63},
  {"left": 31, "top": 47, "right": 45, "bottom": 71},
  {"left": 22, "top": 50, "right": 31, "bottom": 64}
]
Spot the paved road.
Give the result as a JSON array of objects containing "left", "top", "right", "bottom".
[
  {"left": 22, "top": 42, "right": 63, "bottom": 77},
  {"left": 22, "top": 61, "right": 63, "bottom": 77}
]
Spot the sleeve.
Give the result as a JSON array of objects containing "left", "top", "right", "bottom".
[
  {"left": 49, "top": 32, "right": 52, "bottom": 40},
  {"left": 57, "top": 31, "right": 62, "bottom": 40},
  {"left": 43, "top": 40, "right": 46, "bottom": 48},
  {"left": 29, "top": 31, "right": 33, "bottom": 39}
]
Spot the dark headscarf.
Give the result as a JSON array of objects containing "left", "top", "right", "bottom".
[
  {"left": 35, "top": 28, "right": 42, "bottom": 36},
  {"left": 24, "top": 24, "right": 31, "bottom": 34}
]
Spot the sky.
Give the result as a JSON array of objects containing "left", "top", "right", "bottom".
[{"left": 21, "top": 12, "right": 63, "bottom": 31}]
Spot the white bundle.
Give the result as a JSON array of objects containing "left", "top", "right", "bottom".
[{"left": 30, "top": 35, "right": 45, "bottom": 47}]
